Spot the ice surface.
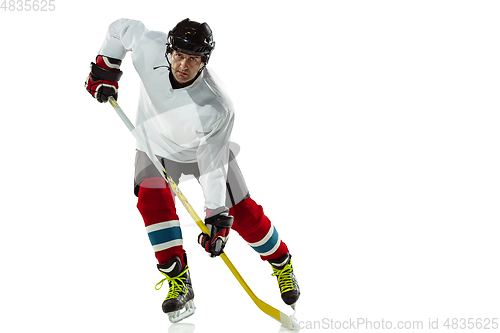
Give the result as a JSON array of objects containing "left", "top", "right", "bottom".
[{"left": 168, "top": 323, "right": 196, "bottom": 333}]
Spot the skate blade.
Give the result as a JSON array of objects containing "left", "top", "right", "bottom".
[{"left": 167, "top": 300, "right": 196, "bottom": 323}]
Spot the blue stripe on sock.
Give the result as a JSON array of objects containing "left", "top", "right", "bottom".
[
  {"left": 148, "top": 226, "right": 183, "bottom": 247},
  {"left": 250, "top": 227, "right": 279, "bottom": 254}
]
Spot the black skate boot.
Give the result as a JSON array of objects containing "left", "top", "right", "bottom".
[
  {"left": 269, "top": 253, "right": 300, "bottom": 310},
  {"left": 155, "top": 256, "right": 195, "bottom": 323}
]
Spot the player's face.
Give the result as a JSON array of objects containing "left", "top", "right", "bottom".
[{"left": 170, "top": 51, "right": 204, "bottom": 84}]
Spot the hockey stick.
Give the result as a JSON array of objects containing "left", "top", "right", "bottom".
[{"left": 108, "top": 97, "right": 296, "bottom": 329}]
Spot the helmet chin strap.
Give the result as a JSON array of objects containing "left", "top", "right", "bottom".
[
  {"left": 197, "top": 63, "right": 207, "bottom": 74},
  {"left": 165, "top": 51, "right": 172, "bottom": 70}
]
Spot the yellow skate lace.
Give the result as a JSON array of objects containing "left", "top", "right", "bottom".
[
  {"left": 155, "top": 266, "right": 190, "bottom": 300},
  {"left": 271, "top": 261, "right": 295, "bottom": 294}
]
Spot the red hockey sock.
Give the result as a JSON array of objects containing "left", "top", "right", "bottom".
[
  {"left": 230, "top": 197, "right": 289, "bottom": 261},
  {"left": 137, "top": 177, "right": 186, "bottom": 266}
]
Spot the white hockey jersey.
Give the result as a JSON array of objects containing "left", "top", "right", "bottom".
[{"left": 98, "top": 19, "right": 234, "bottom": 211}]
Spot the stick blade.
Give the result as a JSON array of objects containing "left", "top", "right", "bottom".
[{"left": 279, "top": 311, "right": 299, "bottom": 330}]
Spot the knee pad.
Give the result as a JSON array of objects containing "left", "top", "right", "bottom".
[{"left": 137, "top": 177, "right": 177, "bottom": 225}]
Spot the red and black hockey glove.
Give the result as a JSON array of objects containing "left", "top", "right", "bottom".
[
  {"left": 85, "top": 55, "right": 123, "bottom": 103},
  {"left": 198, "top": 208, "right": 233, "bottom": 257}
]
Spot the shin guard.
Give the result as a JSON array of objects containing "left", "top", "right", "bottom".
[
  {"left": 137, "top": 177, "right": 185, "bottom": 266},
  {"left": 230, "top": 197, "right": 289, "bottom": 261}
]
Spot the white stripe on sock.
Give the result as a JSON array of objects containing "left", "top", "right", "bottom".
[
  {"left": 257, "top": 235, "right": 282, "bottom": 257},
  {"left": 247, "top": 224, "right": 275, "bottom": 247},
  {"left": 146, "top": 220, "right": 180, "bottom": 233}
]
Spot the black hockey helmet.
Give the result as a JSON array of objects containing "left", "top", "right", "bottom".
[{"left": 166, "top": 18, "right": 215, "bottom": 64}]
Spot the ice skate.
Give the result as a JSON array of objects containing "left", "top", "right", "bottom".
[
  {"left": 269, "top": 253, "right": 300, "bottom": 310},
  {"left": 156, "top": 256, "right": 195, "bottom": 323}
]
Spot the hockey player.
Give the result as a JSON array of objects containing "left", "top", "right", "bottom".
[{"left": 85, "top": 18, "right": 300, "bottom": 323}]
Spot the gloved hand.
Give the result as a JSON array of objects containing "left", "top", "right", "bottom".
[
  {"left": 85, "top": 55, "right": 123, "bottom": 103},
  {"left": 198, "top": 208, "right": 233, "bottom": 257}
]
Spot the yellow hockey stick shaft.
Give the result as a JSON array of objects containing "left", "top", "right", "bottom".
[
  {"left": 108, "top": 97, "right": 294, "bottom": 329},
  {"left": 165, "top": 172, "right": 292, "bottom": 327}
]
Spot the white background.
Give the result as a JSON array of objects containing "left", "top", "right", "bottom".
[{"left": 1, "top": 1, "right": 499, "bottom": 332}]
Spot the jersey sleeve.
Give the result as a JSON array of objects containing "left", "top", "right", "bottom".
[
  {"left": 197, "top": 109, "right": 235, "bottom": 212},
  {"left": 98, "top": 19, "right": 149, "bottom": 60}
]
